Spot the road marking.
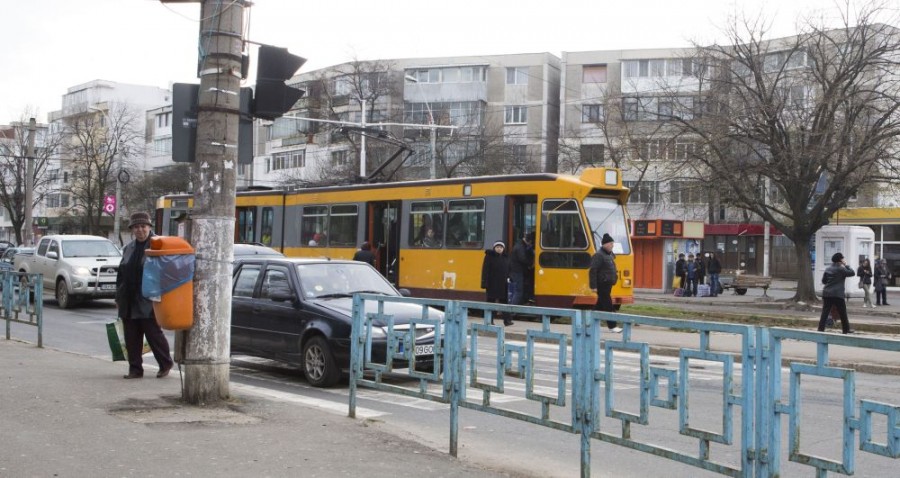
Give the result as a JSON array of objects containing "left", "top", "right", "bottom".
[{"left": 231, "top": 382, "right": 388, "bottom": 418}]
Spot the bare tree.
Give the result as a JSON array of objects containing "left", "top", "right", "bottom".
[
  {"left": 60, "top": 103, "right": 143, "bottom": 235},
  {"left": 302, "top": 59, "right": 403, "bottom": 184},
  {"left": 123, "top": 164, "right": 193, "bottom": 215},
  {"left": 669, "top": 6, "right": 900, "bottom": 302},
  {"left": 0, "top": 110, "right": 64, "bottom": 244}
]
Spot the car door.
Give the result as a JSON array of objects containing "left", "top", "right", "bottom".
[
  {"left": 252, "top": 263, "right": 305, "bottom": 358},
  {"left": 41, "top": 239, "right": 61, "bottom": 289},
  {"left": 231, "top": 262, "right": 263, "bottom": 354}
]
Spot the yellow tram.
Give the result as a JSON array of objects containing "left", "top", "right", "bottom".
[{"left": 156, "top": 168, "right": 633, "bottom": 308}]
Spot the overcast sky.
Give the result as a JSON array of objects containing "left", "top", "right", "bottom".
[{"left": 0, "top": 0, "right": 877, "bottom": 125}]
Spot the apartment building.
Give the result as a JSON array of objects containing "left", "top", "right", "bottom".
[
  {"left": 45, "top": 80, "right": 171, "bottom": 239},
  {"left": 242, "top": 53, "right": 560, "bottom": 188},
  {"left": 559, "top": 25, "right": 900, "bottom": 284}
]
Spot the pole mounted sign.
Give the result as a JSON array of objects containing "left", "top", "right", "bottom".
[{"left": 103, "top": 195, "right": 116, "bottom": 215}]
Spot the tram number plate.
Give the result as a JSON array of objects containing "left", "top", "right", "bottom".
[{"left": 415, "top": 344, "right": 434, "bottom": 356}]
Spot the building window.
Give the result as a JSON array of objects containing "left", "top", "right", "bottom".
[
  {"left": 582, "top": 65, "right": 607, "bottom": 83},
  {"left": 269, "top": 150, "right": 305, "bottom": 172},
  {"left": 505, "top": 106, "right": 527, "bottom": 124},
  {"left": 331, "top": 150, "right": 349, "bottom": 167},
  {"left": 624, "top": 180, "right": 658, "bottom": 204},
  {"left": 152, "top": 138, "right": 172, "bottom": 155},
  {"left": 156, "top": 112, "right": 171, "bottom": 128},
  {"left": 581, "top": 104, "right": 604, "bottom": 123},
  {"left": 45, "top": 193, "right": 70, "bottom": 208},
  {"left": 580, "top": 144, "right": 605, "bottom": 164},
  {"left": 508, "top": 144, "right": 527, "bottom": 164},
  {"left": 506, "top": 67, "right": 528, "bottom": 85},
  {"left": 622, "top": 98, "right": 639, "bottom": 121},
  {"left": 669, "top": 180, "right": 705, "bottom": 204}
]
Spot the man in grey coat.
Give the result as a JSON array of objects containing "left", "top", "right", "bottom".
[{"left": 817, "top": 252, "right": 856, "bottom": 334}]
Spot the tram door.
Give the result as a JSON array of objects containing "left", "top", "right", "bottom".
[
  {"left": 369, "top": 201, "right": 401, "bottom": 285},
  {"left": 509, "top": 196, "right": 538, "bottom": 301}
]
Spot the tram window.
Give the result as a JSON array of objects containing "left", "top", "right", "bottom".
[
  {"left": 540, "top": 199, "right": 588, "bottom": 249},
  {"left": 329, "top": 204, "right": 358, "bottom": 247},
  {"left": 302, "top": 206, "right": 328, "bottom": 247},
  {"left": 583, "top": 196, "right": 631, "bottom": 255},
  {"left": 539, "top": 252, "right": 592, "bottom": 269},
  {"left": 261, "top": 207, "right": 275, "bottom": 246},
  {"left": 410, "top": 201, "right": 444, "bottom": 248},
  {"left": 237, "top": 207, "right": 256, "bottom": 243},
  {"left": 168, "top": 209, "right": 187, "bottom": 236},
  {"left": 446, "top": 199, "right": 484, "bottom": 248}
]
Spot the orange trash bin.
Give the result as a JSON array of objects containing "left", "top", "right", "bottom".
[{"left": 145, "top": 236, "right": 195, "bottom": 330}]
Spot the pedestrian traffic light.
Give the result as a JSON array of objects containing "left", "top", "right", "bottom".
[
  {"left": 252, "top": 45, "right": 306, "bottom": 120},
  {"left": 171, "top": 83, "right": 253, "bottom": 163}
]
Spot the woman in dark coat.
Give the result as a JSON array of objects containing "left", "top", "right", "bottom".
[{"left": 481, "top": 240, "right": 511, "bottom": 325}]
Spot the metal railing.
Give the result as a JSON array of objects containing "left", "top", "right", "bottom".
[
  {"left": 1, "top": 270, "right": 44, "bottom": 347},
  {"left": 348, "top": 294, "right": 900, "bottom": 477}
]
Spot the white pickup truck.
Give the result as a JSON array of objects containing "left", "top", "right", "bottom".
[{"left": 15, "top": 234, "right": 121, "bottom": 308}]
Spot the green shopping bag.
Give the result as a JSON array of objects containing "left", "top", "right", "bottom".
[
  {"left": 106, "top": 318, "right": 152, "bottom": 361},
  {"left": 106, "top": 319, "right": 126, "bottom": 362}
]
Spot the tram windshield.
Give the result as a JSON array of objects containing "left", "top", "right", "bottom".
[{"left": 583, "top": 197, "right": 630, "bottom": 255}]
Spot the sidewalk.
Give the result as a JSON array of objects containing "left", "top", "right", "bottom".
[
  {"left": 501, "top": 280, "right": 900, "bottom": 374},
  {"left": 0, "top": 340, "right": 504, "bottom": 478}
]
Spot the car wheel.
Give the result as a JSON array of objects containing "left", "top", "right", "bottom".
[
  {"left": 56, "top": 279, "right": 72, "bottom": 309},
  {"left": 302, "top": 336, "right": 339, "bottom": 387}
]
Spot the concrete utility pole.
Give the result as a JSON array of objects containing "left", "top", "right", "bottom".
[
  {"left": 181, "top": 0, "right": 245, "bottom": 404},
  {"left": 23, "top": 118, "right": 36, "bottom": 247}
]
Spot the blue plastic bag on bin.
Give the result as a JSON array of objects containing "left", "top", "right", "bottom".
[{"left": 142, "top": 254, "right": 195, "bottom": 302}]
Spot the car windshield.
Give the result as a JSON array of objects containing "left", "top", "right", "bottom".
[
  {"left": 296, "top": 263, "right": 397, "bottom": 299},
  {"left": 62, "top": 240, "right": 121, "bottom": 258}
]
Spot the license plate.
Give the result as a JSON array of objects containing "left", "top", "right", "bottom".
[
  {"left": 415, "top": 344, "right": 434, "bottom": 356},
  {"left": 101, "top": 284, "right": 116, "bottom": 290}
]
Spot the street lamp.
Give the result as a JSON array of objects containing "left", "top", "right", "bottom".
[
  {"left": 404, "top": 75, "right": 438, "bottom": 179},
  {"left": 89, "top": 106, "right": 124, "bottom": 244}
]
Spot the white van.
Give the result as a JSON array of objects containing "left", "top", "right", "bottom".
[{"left": 814, "top": 225, "right": 875, "bottom": 299}]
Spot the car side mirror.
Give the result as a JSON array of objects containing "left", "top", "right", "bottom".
[
  {"left": 270, "top": 288, "right": 295, "bottom": 302},
  {"left": 397, "top": 288, "right": 412, "bottom": 297},
  {"left": 47, "top": 251, "right": 58, "bottom": 260}
]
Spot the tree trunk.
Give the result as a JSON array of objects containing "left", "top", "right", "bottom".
[{"left": 792, "top": 236, "right": 818, "bottom": 303}]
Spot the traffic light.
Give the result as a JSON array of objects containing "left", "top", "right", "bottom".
[
  {"left": 171, "top": 83, "right": 199, "bottom": 163},
  {"left": 171, "top": 83, "right": 253, "bottom": 163},
  {"left": 252, "top": 45, "right": 306, "bottom": 120}
]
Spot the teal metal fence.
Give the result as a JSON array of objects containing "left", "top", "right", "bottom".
[
  {"left": 348, "top": 294, "right": 900, "bottom": 477},
  {"left": 1, "top": 270, "right": 44, "bottom": 347}
]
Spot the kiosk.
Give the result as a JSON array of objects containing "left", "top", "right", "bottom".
[{"left": 814, "top": 225, "right": 875, "bottom": 299}]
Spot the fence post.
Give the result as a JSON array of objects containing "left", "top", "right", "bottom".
[
  {"left": 573, "top": 308, "right": 596, "bottom": 477},
  {"left": 447, "top": 301, "right": 463, "bottom": 457},
  {"left": 754, "top": 325, "right": 772, "bottom": 478},
  {"left": 348, "top": 293, "right": 363, "bottom": 419}
]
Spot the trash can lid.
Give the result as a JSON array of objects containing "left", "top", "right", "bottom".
[{"left": 146, "top": 236, "right": 195, "bottom": 256}]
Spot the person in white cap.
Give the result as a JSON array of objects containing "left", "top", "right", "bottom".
[
  {"left": 589, "top": 233, "right": 622, "bottom": 333},
  {"left": 481, "top": 240, "right": 512, "bottom": 326}
]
